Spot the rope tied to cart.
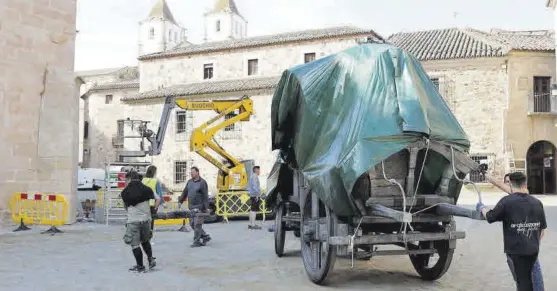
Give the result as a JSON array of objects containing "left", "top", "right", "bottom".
[
  {"left": 376, "top": 140, "right": 483, "bottom": 257},
  {"left": 401, "top": 146, "right": 485, "bottom": 213},
  {"left": 379, "top": 137, "right": 431, "bottom": 249},
  {"left": 394, "top": 145, "right": 484, "bottom": 217}
]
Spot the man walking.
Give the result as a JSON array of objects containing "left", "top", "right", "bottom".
[
  {"left": 121, "top": 171, "right": 160, "bottom": 272},
  {"left": 178, "top": 166, "right": 211, "bottom": 247},
  {"left": 477, "top": 171, "right": 547, "bottom": 291},
  {"left": 247, "top": 166, "right": 262, "bottom": 230}
]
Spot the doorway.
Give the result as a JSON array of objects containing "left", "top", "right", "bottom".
[{"left": 526, "top": 140, "right": 556, "bottom": 194}]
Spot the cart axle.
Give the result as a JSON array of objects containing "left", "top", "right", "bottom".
[
  {"left": 328, "top": 230, "right": 465, "bottom": 245},
  {"left": 370, "top": 249, "right": 437, "bottom": 256},
  {"left": 368, "top": 203, "right": 483, "bottom": 223}
]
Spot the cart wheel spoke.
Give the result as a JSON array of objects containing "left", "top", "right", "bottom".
[{"left": 300, "top": 191, "right": 336, "bottom": 285}]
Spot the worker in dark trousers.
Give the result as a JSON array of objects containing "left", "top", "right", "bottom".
[
  {"left": 178, "top": 166, "right": 211, "bottom": 247},
  {"left": 482, "top": 171, "right": 545, "bottom": 291},
  {"left": 121, "top": 171, "right": 160, "bottom": 272},
  {"left": 477, "top": 170, "right": 547, "bottom": 291}
]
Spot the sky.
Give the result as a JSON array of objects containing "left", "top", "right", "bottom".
[{"left": 74, "top": 0, "right": 555, "bottom": 71}]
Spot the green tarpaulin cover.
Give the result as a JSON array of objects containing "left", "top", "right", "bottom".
[{"left": 268, "top": 43, "right": 471, "bottom": 216}]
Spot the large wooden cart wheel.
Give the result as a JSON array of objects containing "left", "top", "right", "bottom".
[
  {"left": 300, "top": 191, "right": 337, "bottom": 285},
  {"left": 274, "top": 202, "right": 286, "bottom": 257},
  {"left": 409, "top": 221, "right": 456, "bottom": 281}
]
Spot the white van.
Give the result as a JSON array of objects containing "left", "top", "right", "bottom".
[{"left": 77, "top": 168, "right": 106, "bottom": 190}]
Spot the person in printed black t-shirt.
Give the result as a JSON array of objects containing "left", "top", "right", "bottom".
[
  {"left": 482, "top": 171, "right": 545, "bottom": 291},
  {"left": 477, "top": 171, "right": 547, "bottom": 291}
]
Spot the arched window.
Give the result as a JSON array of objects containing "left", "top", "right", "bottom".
[
  {"left": 149, "top": 27, "right": 155, "bottom": 39},
  {"left": 216, "top": 20, "right": 221, "bottom": 32}
]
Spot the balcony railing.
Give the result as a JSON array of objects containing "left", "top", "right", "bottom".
[{"left": 528, "top": 93, "right": 557, "bottom": 114}]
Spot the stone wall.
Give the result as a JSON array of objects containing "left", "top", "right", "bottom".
[
  {"left": 505, "top": 51, "right": 557, "bottom": 192},
  {"left": 506, "top": 51, "right": 557, "bottom": 159},
  {"left": 422, "top": 57, "right": 509, "bottom": 177},
  {"left": 139, "top": 37, "right": 364, "bottom": 91},
  {"left": 0, "top": 0, "right": 78, "bottom": 221}
]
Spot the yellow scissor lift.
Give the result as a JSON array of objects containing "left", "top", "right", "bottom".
[{"left": 118, "top": 96, "right": 270, "bottom": 222}]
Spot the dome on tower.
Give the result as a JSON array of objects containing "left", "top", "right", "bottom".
[
  {"left": 211, "top": 0, "right": 243, "bottom": 18},
  {"left": 147, "top": 0, "right": 178, "bottom": 24}
]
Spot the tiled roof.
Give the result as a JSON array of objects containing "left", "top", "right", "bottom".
[
  {"left": 122, "top": 76, "right": 280, "bottom": 101},
  {"left": 75, "top": 66, "right": 139, "bottom": 79},
  {"left": 139, "top": 26, "right": 384, "bottom": 60},
  {"left": 75, "top": 67, "right": 124, "bottom": 78},
  {"left": 387, "top": 28, "right": 505, "bottom": 60},
  {"left": 147, "top": 0, "right": 177, "bottom": 24},
  {"left": 487, "top": 29, "right": 555, "bottom": 51},
  {"left": 89, "top": 79, "right": 139, "bottom": 91},
  {"left": 387, "top": 28, "right": 555, "bottom": 61}
]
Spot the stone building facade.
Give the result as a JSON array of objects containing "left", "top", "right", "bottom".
[
  {"left": 390, "top": 28, "right": 556, "bottom": 194},
  {"left": 78, "top": 1, "right": 557, "bottom": 194},
  {"left": 0, "top": 0, "right": 79, "bottom": 218},
  {"left": 78, "top": 0, "right": 382, "bottom": 194}
]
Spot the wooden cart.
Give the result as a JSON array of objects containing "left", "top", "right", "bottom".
[{"left": 273, "top": 139, "right": 480, "bottom": 284}]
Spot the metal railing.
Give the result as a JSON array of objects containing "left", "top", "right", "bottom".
[
  {"left": 468, "top": 154, "right": 495, "bottom": 183},
  {"left": 528, "top": 93, "right": 557, "bottom": 114}
]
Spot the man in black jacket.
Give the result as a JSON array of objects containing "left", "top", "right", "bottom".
[
  {"left": 477, "top": 171, "right": 547, "bottom": 291},
  {"left": 178, "top": 166, "right": 211, "bottom": 247},
  {"left": 121, "top": 171, "right": 161, "bottom": 272}
]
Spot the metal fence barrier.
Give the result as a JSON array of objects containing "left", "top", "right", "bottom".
[
  {"left": 96, "top": 191, "right": 190, "bottom": 231},
  {"left": 215, "top": 191, "right": 272, "bottom": 223},
  {"left": 95, "top": 189, "right": 127, "bottom": 225},
  {"left": 10, "top": 192, "right": 68, "bottom": 234}
]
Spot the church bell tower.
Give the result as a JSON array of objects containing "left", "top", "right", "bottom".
[
  {"left": 204, "top": 0, "right": 247, "bottom": 42},
  {"left": 138, "top": 0, "right": 187, "bottom": 56}
]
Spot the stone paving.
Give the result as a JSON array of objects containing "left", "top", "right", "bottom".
[{"left": 0, "top": 190, "right": 555, "bottom": 291}]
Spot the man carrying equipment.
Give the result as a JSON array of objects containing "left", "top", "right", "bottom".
[
  {"left": 477, "top": 170, "right": 547, "bottom": 291},
  {"left": 121, "top": 171, "right": 161, "bottom": 272},
  {"left": 178, "top": 166, "right": 211, "bottom": 247}
]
